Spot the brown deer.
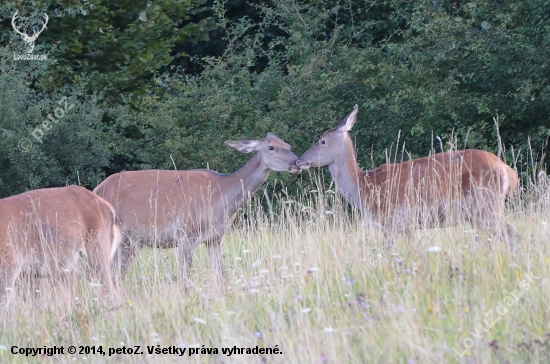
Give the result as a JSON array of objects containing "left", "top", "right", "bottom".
[
  {"left": 294, "top": 105, "right": 518, "bottom": 239},
  {"left": 93, "top": 133, "right": 298, "bottom": 288},
  {"left": 0, "top": 185, "right": 122, "bottom": 309}
]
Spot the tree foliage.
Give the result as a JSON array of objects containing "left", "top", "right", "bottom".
[
  {"left": 0, "top": 0, "right": 214, "bottom": 101},
  {"left": 0, "top": 0, "right": 548, "bottom": 198}
]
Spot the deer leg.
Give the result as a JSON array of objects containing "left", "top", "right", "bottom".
[
  {"left": 0, "top": 260, "right": 21, "bottom": 314},
  {"left": 96, "top": 254, "right": 123, "bottom": 306},
  {"left": 32, "top": 275, "right": 51, "bottom": 311},
  {"left": 465, "top": 188, "right": 510, "bottom": 242},
  {"left": 51, "top": 270, "right": 78, "bottom": 314},
  {"left": 369, "top": 216, "right": 394, "bottom": 246},
  {"left": 112, "top": 234, "right": 139, "bottom": 280},
  {"left": 207, "top": 240, "right": 224, "bottom": 291},
  {"left": 177, "top": 239, "right": 195, "bottom": 290},
  {"left": 505, "top": 222, "right": 518, "bottom": 241},
  {"left": 463, "top": 169, "right": 517, "bottom": 243},
  {"left": 87, "top": 236, "right": 124, "bottom": 306}
]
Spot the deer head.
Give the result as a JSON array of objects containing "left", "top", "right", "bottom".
[
  {"left": 295, "top": 105, "right": 359, "bottom": 171},
  {"left": 12, "top": 11, "right": 48, "bottom": 54}
]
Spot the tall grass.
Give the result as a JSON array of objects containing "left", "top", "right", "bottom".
[{"left": 1, "top": 171, "right": 549, "bottom": 363}]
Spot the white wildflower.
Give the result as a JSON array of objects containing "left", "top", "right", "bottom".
[{"left": 427, "top": 246, "right": 442, "bottom": 253}]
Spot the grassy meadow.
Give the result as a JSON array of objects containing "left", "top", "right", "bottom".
[{"left": 1, "top": 174, "right": 549, "bottom": 364}]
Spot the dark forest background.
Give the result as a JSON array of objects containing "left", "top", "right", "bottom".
[{"left": 1, "top": 0, "right": 549, "bottom": 199}]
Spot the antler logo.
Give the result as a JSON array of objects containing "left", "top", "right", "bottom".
[{"left": 11, "top": 11, "right": 49, "bottom": 54}]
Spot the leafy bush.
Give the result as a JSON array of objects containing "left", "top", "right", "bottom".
[
  {"left": 1, "top": 0, "right": 548, "bottom": 198},
  {"left": 0, "top": 43, "right": 112, "bottom": 197}
]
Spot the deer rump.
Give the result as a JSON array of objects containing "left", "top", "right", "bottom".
[{"left": 0, "top": 185, "right": 121, "bottom": 306}]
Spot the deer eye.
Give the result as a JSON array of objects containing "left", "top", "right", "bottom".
[
  {"left": 269, "top": 146, "right": 275, "bottom": 150},
  {"left": 321, "top": 140, "right": 326, "bottom": 145}
]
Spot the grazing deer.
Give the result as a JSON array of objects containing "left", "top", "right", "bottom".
[
  {"left": 11, "top": 11, "right": 48, "bottom": 54},
  {"left": 294, "top": 105, "right": 518, "bottom": 239},
  {"left": 0, "top": 185, "right": 122, "bottom": 309},
  {"left": 93, "top": 133, "right": 298, "bottom": 287}
]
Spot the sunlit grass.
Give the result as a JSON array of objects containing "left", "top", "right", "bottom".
[{"left": 1, "top": 177, "right": 549, "bottom": 363}]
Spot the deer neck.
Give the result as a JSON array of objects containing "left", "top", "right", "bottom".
[
  {"left": 328, "top": 137, "right": 366, "bottom": 211},
  {"left": 223, "top": 152, "right": 271, "bottom": 212}
]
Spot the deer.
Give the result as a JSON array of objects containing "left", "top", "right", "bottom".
[
  {"left": 0, "top": 185, "right": 123, "bottom": 310},
  {"left": 93, "top": 133, "right": 299, "bottom": 288},
  {"left": 293, "top": 105, "right": 518, "bottom": 240},
  {"left": 11, "top": 11, "right": 48, "bottom": 54}
]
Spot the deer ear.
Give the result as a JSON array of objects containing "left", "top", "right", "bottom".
[
  {"left": 336, "top": 104, "right": 359, "bottom": 132},
  {"left": 266, "top": 132, "right": 279, "bottom": 139},
  {"left": 224, "top": 140, "right": 259, "bottom": 154}
]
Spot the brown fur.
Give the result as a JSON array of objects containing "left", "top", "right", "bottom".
[
  {"left": 93, "top": 133, "right": 298, "bottom": 287},
  {"left": 0, "top": 185, "right": 122, "bottom": 308},
  {"left": 296, "top": 105, "right": 518, "bottom": 239}
]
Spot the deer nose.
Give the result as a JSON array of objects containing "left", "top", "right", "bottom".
[
  {"left": 288, "top": 160, "right": 301, "bottom": 174},
  {"left": 295, "top": 159, "right": 309, "bottom": 167}
]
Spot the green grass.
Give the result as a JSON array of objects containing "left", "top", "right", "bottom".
[{"left": 1, "top": 181, "right": 549, "bottom": 363}]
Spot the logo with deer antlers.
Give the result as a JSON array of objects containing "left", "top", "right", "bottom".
[{"left": 11, "top": 11, "right": 48, "bottom": 54}]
